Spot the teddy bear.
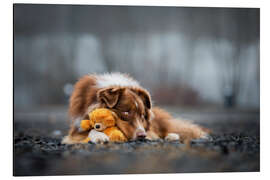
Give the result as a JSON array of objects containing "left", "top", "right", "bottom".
[{"left": 80, "top": 108, "right": 127, "bottom": 143}]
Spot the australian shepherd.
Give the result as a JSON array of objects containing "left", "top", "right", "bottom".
[{"left": 62, "top": 72, "right": 209, "bottom": 144}]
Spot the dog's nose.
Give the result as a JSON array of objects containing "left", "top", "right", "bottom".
[{"left": 136, "top": 131, "right": 146, "bottom": 139}]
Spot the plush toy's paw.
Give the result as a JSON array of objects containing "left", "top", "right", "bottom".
[
  {"left": 89, "top": 129, "right": 109, "bottom": 143},
  {"left": 165, "top": 133, "right": 180, "bottom": 141},
  {"left": 103, "top": 127, "right": 127, "bottom": 142},
  {"left": 110, "top": 131, "right": 127, "bottom": 142}
]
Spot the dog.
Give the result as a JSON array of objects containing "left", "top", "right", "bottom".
[{"left": 62, "top": 72, "right": 209, "bottom": 144}]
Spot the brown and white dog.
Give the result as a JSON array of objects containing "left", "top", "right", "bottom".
[{"left": 62, "top": 72, "right": 209, "bottom": 144}]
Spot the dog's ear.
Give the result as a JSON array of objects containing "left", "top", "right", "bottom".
[
  {"left": 134, "top": 89, "right": 152, "bottom": 109},
  {"left": 97, "top": 87, "right": 124, "bottom": 108}
]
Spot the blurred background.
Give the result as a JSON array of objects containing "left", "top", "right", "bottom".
[
  {"left": 14, "top": 4, "right": 259, "bottom": 135},
  {"left": 13, "top": 4, "right": 260, "bottom": 175}
]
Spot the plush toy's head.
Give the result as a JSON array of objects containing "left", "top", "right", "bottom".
[{"left": 89, "top": 108, "right": 117, "bottom": 131}]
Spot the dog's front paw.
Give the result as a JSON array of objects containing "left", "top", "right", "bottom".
[
  {"left": 165, "top": 133, "right": 180, "bottom": 141},
  {"left": 88, "top": 129, "right": 109, "bottom": 143}
]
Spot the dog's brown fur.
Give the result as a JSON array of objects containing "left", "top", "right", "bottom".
[{"left": 62, "top": 73, "right": 208, "bottom": 144}]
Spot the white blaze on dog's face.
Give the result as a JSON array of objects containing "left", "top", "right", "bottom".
[{"left": 97, "top": 87, "right": 152, "bottom": 140}]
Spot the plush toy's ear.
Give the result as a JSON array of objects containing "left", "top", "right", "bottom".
[
  {"left": 89, "top": 117, "right": 95, "bottom": 128},
  {"left": 133, "top": 89, "right": 152, "bottom": 109},
  {"left": 97, "top": 87, "right": 124, "bottom": 108},
  {"left": 80, "top": 120, "right": 92, "bottom": 131}
]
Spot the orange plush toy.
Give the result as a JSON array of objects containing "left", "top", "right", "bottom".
[{"left": 80, "top": 108, "right": 127, "bottom": 143}]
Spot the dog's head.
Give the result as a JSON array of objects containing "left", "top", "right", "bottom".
[{"left": 97, "top": 86, "right": 152, "bottom": 140}]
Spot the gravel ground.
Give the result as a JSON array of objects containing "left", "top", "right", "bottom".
[{"left": 13, "top": 107, "right": 260, "bottom": 176}]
